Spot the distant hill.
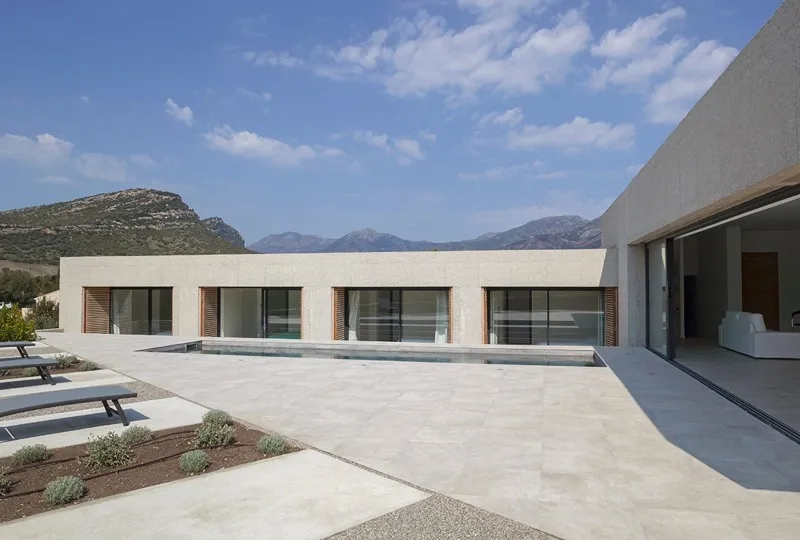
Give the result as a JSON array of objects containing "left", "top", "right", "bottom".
[
  {"left": 249, "top": 216, "right": 601, "bottom": 253},
  {"left": 202, "top": 217, "right": 245, "bottom": 248},
  {"left": 0, "top": 189, "right": 250, "bottom": 264}
]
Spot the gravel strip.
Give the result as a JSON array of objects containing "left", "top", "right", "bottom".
[
  {"left": 326, "top": 494, "right": 560, "bottom": 540},
  {"left": 1, "top": 380, "right": 175, "bottom": 420}
]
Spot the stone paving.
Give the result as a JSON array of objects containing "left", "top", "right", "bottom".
[{"left": 39, "top": 333, "right": 800, "bottom": 540}]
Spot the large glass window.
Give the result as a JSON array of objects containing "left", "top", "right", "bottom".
[
  {"left": 346, "top": 289, "right": 449, "bottom": 343},
  {"left": 219, "top": 288, "right": 301, "bottom": 339},
  {"left": 111, "top": 288, "right": 172, "bottom": 335},
  {"left": 647, "top": 241, "right": 668, "bottom": 356},
  {"left": 487, "top": 289, "right": 603, "bottom": 346}
]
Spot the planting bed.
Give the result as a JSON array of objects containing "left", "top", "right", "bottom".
[{"left": 0, "top": 423, "right": 297, "bottom": 523}]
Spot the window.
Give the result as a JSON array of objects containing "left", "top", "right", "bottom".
[
  {"left": 110, "top": 288, "right": 172, "bottom": 335},
  {"left": 346, "top": 288, "right": 449, "bottom": 343},
  {"left": 487, "top": 289, "right": 603, "bottom": 346},
  {"left": 218, "top": 288, "right": 302, "bottom": 339}
]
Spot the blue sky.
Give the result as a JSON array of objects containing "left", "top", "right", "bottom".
[{"left": 0, "top": 0, "right": 782, "bottom": 243}]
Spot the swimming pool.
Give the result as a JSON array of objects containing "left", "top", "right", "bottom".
[{"left": 149, "top": 341, "right": 601, "bottom": 367}]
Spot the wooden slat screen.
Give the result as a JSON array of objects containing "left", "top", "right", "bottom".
[
  {"left": 83, "top": 287, "right": 110, "bottom": 334},
  {"left": 604, "top": 288, "right": 618, "bottom": 346},
  {"left": 200, "top": 287, "right": 219, "bottom": 337},
  {"left": 332, "top": 288, "right": 345, "bottom": 340}
]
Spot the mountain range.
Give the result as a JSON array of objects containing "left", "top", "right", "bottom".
[{"left": 248, "top": 215, "right": 601, "bottom": 253}]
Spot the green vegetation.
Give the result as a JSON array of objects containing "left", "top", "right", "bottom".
[
  {"left": 0, "top": 268, "right": 58, "bottom": 305},
  {"left": 0, "top": 466, "right": 12, "bottom": 495},
  {"left": 0, "top": 305, "right": 36, "bottom": 341},
  {"left": 53, "top": 353, "right": 79, "bottom": 369},
  {"left": 256, "top": 434, "right": 287, "bottom": 456},
  {"left": 178, "top": 450, "right": 210, "bottom": 474},
  {"left": 194, "top": 423, "right": 236, "bottom": 448},
  {"left": 12, "top": 444, "right": 51, "bottom": 466},
  {"left": 119, "top": 426, "right": 153, "bottom": 447},
  {"left": 201, "top": 409, "right": 234, "bottom": 427},
  {"left": 0, "top": 189, "right": 250, "bottom": 264},
  {"left": 21, "top": 367, "right": 39, "bottom": 377},
  {"left": 27, "top": 298, "right": 59, "bottom": 330},
  {"left": 80, "top": 360, "right": 99, "bottom": 371},
  {"left": 43, "top": 476, "right": 85, "bottom": 505},
  {"left": 84, "top": 432, "right": 133, "bottom": 469}
]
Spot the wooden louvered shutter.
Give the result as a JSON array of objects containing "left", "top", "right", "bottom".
[
  {"left": 604, "top": 288, "right": 618, "bottom": 346},
  {"left": 83, "top": 287, "right": 110, "bottom": 334},
  {"left": 200, "top": 287, "right": 219, "bottom": 337},
  {"left": 332, "top": 288, "right": 345, "bottom": 340}
]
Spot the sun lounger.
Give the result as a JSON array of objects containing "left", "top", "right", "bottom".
[
  {"left": 0, "top": 357, "right": 59, "bottom": 385},
  {"left": 0, "top": 341, "right": 36, "bottom": 358},
  {"left": 0, "top": 385, "right": 138, "bottom": 426}
]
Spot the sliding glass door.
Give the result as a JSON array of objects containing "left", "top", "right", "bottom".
[
  {"left": 487, "top": 289, "right": 603, "bottom": 346},
  {"left": 646, "top": 239, "right": 677, "bottom": 359},
  {"left": 264, "top": 289, "right": 301, "bottom": 339},
  {"left": 219, "top": 287, "right": 301, "bottom": 339},
  {"left": 110, "top": 288, "right": 172, "bottom": 335},
  {"left": 346, "top": 288, "right": 449, "bottom": 343}
]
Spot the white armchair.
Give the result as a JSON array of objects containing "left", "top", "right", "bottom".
[{"left": 719, "top": 311, "right": 800, "bottom": 359}]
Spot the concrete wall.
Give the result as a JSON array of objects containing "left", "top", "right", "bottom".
[
  {"left": 742, "top": 230, "right": 800, "bottom": 331},
  {"left": 601, "top": 1, "right": 800, "bottom": 345},
  {"left": 59, "top": 250, "right": 617, "bottom": 344}
]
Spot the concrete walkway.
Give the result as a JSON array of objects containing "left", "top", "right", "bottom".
[
  {"left": 41, "top": 333, "right": 800, "bottom": 540},
  {"left": 0, "top": 450, "right": 428, "bottom": 540}
]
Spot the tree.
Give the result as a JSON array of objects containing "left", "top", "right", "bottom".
[
  {"left": 0, "top": 305, "right": 36, "bottom": 341},
  {"left": 26, "top": 298, "right": 59, "bottom": 330}
]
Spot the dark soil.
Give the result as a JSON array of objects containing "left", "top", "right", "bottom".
[{"left": 0, "top": 423, "right": 297, "bottom": 523}]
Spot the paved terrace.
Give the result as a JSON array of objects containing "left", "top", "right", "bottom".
[{"left": 39, "top": 333, "right": 800, "bottom": 540}]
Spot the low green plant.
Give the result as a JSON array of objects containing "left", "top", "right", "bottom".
[
  {"left": 26, "top": 298, "right": 59, "bottom": 330},
  {"left": 178, "top": 450, "right": 210, "bottom": 474},
  {"left": 0, "top": 369, "right": 8, "bottom": 377},
  {"left": 12, "top": 444, "right": 51, "bottom": 466},
  {"left": 119, "top": 426, "right": 153, "bottom": 447},
  {"left": 202, "top": 409, "right": 233, "bottom": 427},
  {"left": 80, "top": 360, "right": 99, "bottom": 371},
  {"left": 256, "top": 434, "right": 287, "bottom": 456},
  {"left": 43, "top": 476, "right": 85, "bottom": 505},
  {"left": 21, "top": 367, "right": 39, "bottom": 377},
  {"left": 0, "top": 305, "right": 36, "bottom": 341},
  {"left": 84, "top": 432, "right": 133, "bottom": 469},
  {"left": 194, "top": 423, "right": 236, "bottom": 448},
  {"left": 53, "top": 353, "right": 79, "bottom": 369},
  {"left": 0, "top": 466, "right": 13, "bottom": 495}
]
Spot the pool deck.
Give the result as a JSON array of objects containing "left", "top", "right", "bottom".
[{"left": 34, "top": 333, "right": 800, "bottom": 540}]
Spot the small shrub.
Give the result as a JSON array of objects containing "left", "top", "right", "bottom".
[
  {"left": 53, "top": 353, "right": 79, "bottom": 369},
  {"left": 21, "top": 367, "right": 39, "bottom": 377},
  {"left": 119, "top": 426, "right": 153, "bottom": 447},
  {"left": 178, "top": 450, "right": 209, "bottom": 474},
  {"left": 0, "top": 305, "right": 36, "bottom": 342},
  {"left": 85, "top": 432, "right": 133, "bottom": 469},
  {"left": 256, "top": 434, "right": 286, "bottom": 456},
  {"left": 0, "top": 369, "right": 8, "bottom": 377},
  {"left": 0, "top": 467, "right": 12, "bottom": 495},
  {"left": 26, "top": 298, "right": 59, "bottom": 330},
  {"left": 80, "top": 361, "right": 99, "bottom": 371},
  {"left": 202, "top": 409, "right": 233, "bottom": 427},
  {"left": 43, "top": 476, "right": 85, "bottom": 505},
  {"left": 194, "top": 423, "right": 236, "bottom": 448},
  {"left": 12, "top": 444, "right": 51, "bottom": 466}
]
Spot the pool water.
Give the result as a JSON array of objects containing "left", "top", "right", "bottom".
[{"left": 155, "top": 342, "right": 599, "bottom": 367}]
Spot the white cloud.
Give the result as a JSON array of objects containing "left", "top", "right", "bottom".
[
  {"left": 351, "top": 130, "right": 430, "bottom": 164},
  {"left": 458, "top": 161, "right": 543, "bottom": 180},
  {"left": 508, "top": 116, "right": 635, "bottom": 150},
  {"left": 164, "top": 98, "right": 193, "bottom": 127},
  {"left": 74, "top": 153, "right": 129, "bottom": 182},
  {"left": 474, "top": 190, "right": 612, "bottom": 227},
  {"left": 36, "top": 175, "right": 74, "bottom": 185},
  {"left": 590, "top": 7, "right": 688, "bottom": 91},
  {"left": 647, "top": 40, "right": 738, "bottom": 124},
  {"left": 479, "top": 107, "right": 524, "bottom": 127},
  {"left": 315, "top": 145, "right": 345, "bottom": 157},
  {"left": 236, "top": 88, "right": 273, "bottom": 102},
  {"left": 626, "top": 163, "right": 643, "bottom": 174},
  {"left": 259, "top": 6, "right": 590, "bottom": 100},
  {"left": 535, "top": 170, "right": 569, "bottom": 180},
  {"left": 203, "top": 125, "right": 319, "bottom": 167},
  {"left": 243, "top": 50, "right": 303, "bottom": 68},
  {"left": 79, "top": 96, "right": 90, "bottom": 105},
  {"left": 418, "top": 129, "right": 437, "bottom": 142},
  {"left": 0, "top": 133, "right": 74, "bottom": 167},
  {"left": 129, "top": 154, "right": 158, "bottom": 169}
]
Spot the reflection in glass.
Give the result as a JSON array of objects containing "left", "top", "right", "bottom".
[{"left": 346, "top": 289, "right": 449, "bottom": 343}]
